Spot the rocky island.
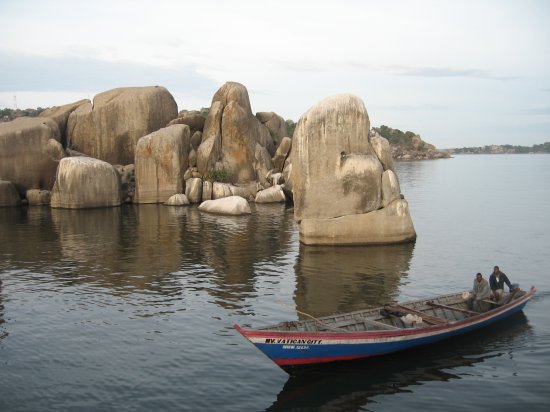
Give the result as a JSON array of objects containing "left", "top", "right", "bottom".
[{"left": 1, "top": 82, "right": 426, "bottom": 245}]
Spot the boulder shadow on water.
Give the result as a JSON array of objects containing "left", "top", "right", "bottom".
[
  {"left": 50, "top": 204, "right": 184, "bottom": 293},
  {"left": 294, "top": 243, "right": 415, "bottom": 318},
  {"left": 178, "top": 203, "right": 295, "bottom": 310}
]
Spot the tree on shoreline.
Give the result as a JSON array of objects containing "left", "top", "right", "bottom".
[
  {"left": 452, "top": 143, "right": 550, "bottom": 154},
  {"left": 0, "top": 107, "right": 47, "bottom": 122}
]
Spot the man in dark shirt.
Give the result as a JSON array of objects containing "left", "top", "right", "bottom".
[{"left": 489, "top": 265, "right": 513, "bottom": 301}]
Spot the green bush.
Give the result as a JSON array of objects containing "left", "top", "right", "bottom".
[
  {"left": 205, "top": 169, "right": 231, "bottom": 183},
  {"left": 286, "top": 121, "right": 296, "bottom": 138}
]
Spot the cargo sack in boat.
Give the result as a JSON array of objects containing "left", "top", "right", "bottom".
[{"left": 401, "top": 313, "right": 423, "bottom": 326}]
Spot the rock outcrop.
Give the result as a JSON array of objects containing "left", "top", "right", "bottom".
[
  {"left": 370, "top": 132, "right": 395, "bottom": 172},
  {"left": 255, "top": 185, "right": 286, "bottom": 203},
  {"left": 218, "top": 97, "right": 257, "bottom": 182},
  {"left": 167, "top": 112, "right": 205, "bottom": 133},
  {"left": 26, "top": 189, "right": 51, "bottom": 206},
  {"left": 291, "top": 94, "right": 416, "bottom": 245},
  {"left": 114, "top": 164, "right": 135, "bottom": 203},
  {"left": 256, "top": 111, "right": 287, "bottom": 150},
  {"left": 381, "top": 170, "right": 401, "bottom": 207},
  {"left": 197, "top": 82, "right": 274, "bottom": 184},
  {"left": 299, "top": 199, "right": 416, "bottom": 245},
  {"left": 197, "top": 101, "right": 223, "bottom": 177},
  {"left": 254, "top": 143, "right": 273, "bottom": 188},
  {"left": 0, "top": 180, "right": 20, "bottom": 206},
  {"left": 212, "top": 182, "right": 234, "bottom": 199},
  {"left": 373, "top": 125, "right": 450, "bottom": 160},
  {"left": 185, "top": 177, "right": 203, "bottom": 203},
  {"left": 198, "top": 196, "right": 251, "bottom": 215},
  {"left": 39, "top": 99, "right": 89, "bottom": 148},
  {"left": 272, "top": 137, "right": 292, "bottom": 172},
  {"left": 134, "top": 124, "right": 190, "bottom": 204},
  {"left": 165, "top": 194, "right": 190, "bottom": 206},
  {"left": 50, "top": 157, "right": 121, "bottom": 208},
  {"left": 0, "top": 117, "right": 65, "bottom": 196},
  {"left": 67, "top": 86, "right": 177, "bottom": 165}
]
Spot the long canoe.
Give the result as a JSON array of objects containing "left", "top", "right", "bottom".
[{"left": 234, "top": 286, "right": 536, "bottom": 368}]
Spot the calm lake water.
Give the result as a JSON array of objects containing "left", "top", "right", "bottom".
[{"left": 1, "top": 154, "right": 549, "bottom": 411}]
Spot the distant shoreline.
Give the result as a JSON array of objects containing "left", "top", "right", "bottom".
[{"left": 444, "top": 143, "right": 549, "bottom": 155}]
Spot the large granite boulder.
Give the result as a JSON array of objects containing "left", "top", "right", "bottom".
[
  {"left": 272, "top": 136, "right": 292, "bottom": 172},
  {"left": 134, "top": 124, "right": 190, "bottom": 204},
  {"left": 218, "top": 99, "right": 257, "bottom": 182},
  {"left": 255, "top": 185, "right": 286, "bottom": 203},
  {"left": 190, "top": 131, "right": 203, "bottom": 150},
  {"left": 291, "top": 94, "right": 416, "bottom": 245},
  {"left": 197, "top": 82, "right": 272, "bottom": 183},
  {"left": 51, "top": 157, "right": 121, "bottom": 208},
  {"left": 229, "top": 182, "right": 258, "bottom": 200},
  {"left": 254, "top": 143, "right": 273, "bottom": 188},
  {"left": 212, "top": 182, "right": 233, "bottom": 199},
  {"left": 185, "top": 177, "right": 203, "bottom": 203},
  {"left": 370, "top": 131, "right": 395, "bottom": 172},
  {"left": 167, "top": 113, "right": 205, "bottom": 133},
  {"left": 197, "top": 101, "right": 223, "bottom": 177},
  {"left": 256, "top": 122, "right": 276, "bottom": 156},
  {"left": 256, "top": 111, "right": 287, "bottom": 149},
  {"left": 198, "top": 196, "right": 251, "bottom": 215},
  {"left": 0, "top": 180, "right": 21, "bottom": 207},
  {"left": 282, "top": 159, "right": 293, "bottom": 195},
  {"left": 212, "top": 82, "right": 252, "bottom": 113},
  {"left": 0, "top": 117, "right": 65, "bottom": 196},
  {"left": 381, "top": 170, "right": 401, "bottom": 207},
  {"left": 299, "top": 199, "right": 416, "bottom": 245},
  {"left": 292, "top": 94, "right": 381, "bottom": 222},
  {"left": 165, "top": 193, "right": 190, "bottom": 206},
  {"left": 202, "top": 180, "right": 213, "bottom": 201},
  {"left": 39, "top": 99, "right": 89, "bottom": 147},
  {"left": 67, "top": 86, "right": 178, "bottom": 165}
]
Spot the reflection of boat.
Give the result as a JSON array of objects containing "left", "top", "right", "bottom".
[
  {"left": 234, "top": 287, "right": 536, "bottom": 368},
  {"left": 267, "top": 312, "right": 532, "bottom": 411}
]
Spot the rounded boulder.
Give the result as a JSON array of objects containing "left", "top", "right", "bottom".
[
  {"left": 51, "top": 157, "right": 122, "bottom": 209},
  {"left": 198, "top": 196, "right": 251, "bottom": 215}
]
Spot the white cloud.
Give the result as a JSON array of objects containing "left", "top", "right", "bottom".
[{"left": 1, "top": 0, "right": 549, "bottom": 147}]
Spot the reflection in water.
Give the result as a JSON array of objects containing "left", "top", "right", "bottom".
[
  {"left": 0, "top": 204, "right": 297, "bottom": 310},
  {"left": 49, "top": 205, "right": 185, "bottom": 293},
  {"left": 268, "top": 313, "right": 532, "bottom": 412},
  {"left": 294, "top": 243, "right": 415, "bottom": 317},
  {"left": 179, "top": 204, "right": 295, "bottom": 310},
  {"left": 0, "top": 278, "right": 7, "bottom": 340}
]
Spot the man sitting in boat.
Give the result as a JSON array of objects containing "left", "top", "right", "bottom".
[
  {"left": 467, "top": 272, "right": 491, "bottom": 312},
  {"left": 489, "top": 266, "right": 514, "bottom": 302}
]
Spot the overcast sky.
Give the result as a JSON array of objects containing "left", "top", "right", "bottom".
[{"left": 1, "top": 0, "right": 549, "bottom": 148}]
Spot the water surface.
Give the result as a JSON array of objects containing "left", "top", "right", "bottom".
[{"left": 1, "top": 154, "right": 549, "bottom": 411}]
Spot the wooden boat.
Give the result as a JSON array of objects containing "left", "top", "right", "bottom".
[{"left": 234, "top": 286, "right": 536, "bottom": 368}]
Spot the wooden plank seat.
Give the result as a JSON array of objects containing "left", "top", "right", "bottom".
[
  {"left": 425, "top": 301, "right": 478, "bottom": 317},
  {"left": 319, "top": 315, "right": 401, "bottom": 331}
]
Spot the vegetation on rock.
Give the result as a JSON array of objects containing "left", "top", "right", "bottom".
[
  {"left": 205, "top": 168, "right": 231, "bottom": 183},
  {"left": 286, "top": 120, "right": 296, "bottom": 139},
  {"left": 374, "top": 125, "right": 450, "bottom": 160}
]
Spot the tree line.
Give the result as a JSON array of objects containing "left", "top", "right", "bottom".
[
  {"left": 452, "top": 143, "right": 550, "bottom": 154},
  {"left": 0, "top": 107, "right": 47, "bottom": 122}
]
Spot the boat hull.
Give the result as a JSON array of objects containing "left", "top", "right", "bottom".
[{"left": 235, "top": 288, "right": 535, "bottom": 367}]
